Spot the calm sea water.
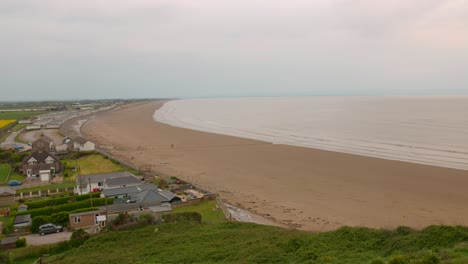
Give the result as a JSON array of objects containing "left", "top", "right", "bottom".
[{"left": 154, "top": 96, "right": 468, "bottom": 170}]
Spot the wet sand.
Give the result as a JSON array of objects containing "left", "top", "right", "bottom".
[{"left": 82, "top": 100, "right": 468, "bottom": 231}]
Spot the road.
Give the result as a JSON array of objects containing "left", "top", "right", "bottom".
[
  {"left": 0, "top": 128, "right": 31, "bottom": 151},
  {"left": 25, "top": 231, "right": 72, "bottom": 246}
]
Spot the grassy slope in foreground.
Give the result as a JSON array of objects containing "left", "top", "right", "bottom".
[{"left": 48, "top": 222, "right": 468, "bottom": 264}]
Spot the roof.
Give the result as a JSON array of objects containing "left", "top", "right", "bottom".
[
  {"left": 102, "top": 184, "right": 157, "bottom": 197},
  {"left": 158, "top": 189, "right": 180, "bottom": 201},
  {"left": 35, "top": 135, "right": 53, "bottom": 143},
  {"left": 130, "top": 190, "right": 170, "bottom": 204},
  {"left": 74, "top": 136, "right": 90, "bottom": 145},
  {"left": 69, "top": 209, "right": 102, "bottom": 217},
  {"left": 76, "top": 171, "right": 135, "bottom": 185},
  {"left": 23, "top": 150, "right": 59, "bottom": 163},
  {"left": 148, "top": 205, "right": 173, "bottom": 213},
  {"left": 105, "top": 175, "right": 142, "bottom": 187},
  {"left": 1, "top": 236, "right": 18, "bottom": 245},
  {"left": 14, "top": 214, "right": 31, "bottom": 225},
  {"left": 0, "top": 187, "right": 15, "bottom": 196}
]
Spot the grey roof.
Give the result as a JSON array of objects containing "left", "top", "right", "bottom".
[
  {"left": 149, "top": 205, "right": 173, "bottom": 213},
  {"left": 130, "top": 190, "right": 170, "bottom": 204},
  {"left": 76, "top": 171, "right": 135, "bottom": 185},
  {"left": 36, "top": 136, "right": 53, "bottom": 143},
  {"left": 14, "top": 214, "right": 31, "bottom": 225},
  {"left": 1, "top": 236, "right": 18, "bottom": 245},
  {"left": 69, "top": 209, "right": 102, "bottom": 217},
  {"left": 158, "top": 189, "right": 180, "bottom": 201},
  {"left": 102, "top": 184, "right": 157, "bottom": 197},
  {"left": 74, "top": 136, "right": 90, "bottom": 145},
  {"left": 0, "top": 187, "right": 15, "bottom": 196},
  {"left": 105, "top": 175, "right": 142, "bottom": 187}
]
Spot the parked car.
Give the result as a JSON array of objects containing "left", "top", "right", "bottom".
[
  {"left": 39, "top": 223, "right": 64, "bottom": 236},
  {"left": 8, "top": 180, "right": 22, "bottom": 186}
]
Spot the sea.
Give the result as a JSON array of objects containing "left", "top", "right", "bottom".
[{"left": 154, "top": 96, "right": 468, "bottom": 170}]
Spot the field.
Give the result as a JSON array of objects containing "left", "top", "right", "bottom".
[
  {"left": 0, "top": 120, "right": 15, "bottom": 129},
  {"left": 61, "top": 154, "right": 129, "bottom": 180},
  {"left": 0, "top": 111, "right": 43, "bottom": 120}
]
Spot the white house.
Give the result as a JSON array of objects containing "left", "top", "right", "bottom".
[
  {"left": 68, "top": 136, "right": 95, "bottom": 152},
  {"left": 76, "top": 171, "right": 142, "bottom": 195}
]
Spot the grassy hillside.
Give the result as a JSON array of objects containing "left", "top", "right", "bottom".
[{"left": 32, "top": 222, "right": 468, "bottom": 264}]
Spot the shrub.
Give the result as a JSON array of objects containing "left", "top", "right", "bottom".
[
  {"left": 15, "top": 238, "right": 27, "bottom": 248},
  {"left": 111, "top": 212, "right": 133, "bottom": 226},
  {"left": 31, "top": 216, "right": 50, "bottom": 233},
  {"left": 139, "top": 214, "right": 155, "bottom": 225},
  {"left": 71, "top": 229, "right": 90, "bottom": 241},
  {"left": 162, "top": 212, "right": 202, "bottom": 224}
]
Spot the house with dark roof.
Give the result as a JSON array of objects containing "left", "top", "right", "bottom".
[
  {"left": 31, "top": 136, "right": 55, "bottom": 152},
  {"left": 22, "top": 149, "right": 60, "bottom": 181},
  {"left": 0, "top": 187, "right": 15, "bottom": 206},
  {"left": 67, "top": 136, "right": 95, "bottom": 152},
  {"left": 76, "top": 171, "right": 142, "bottom": 195}
]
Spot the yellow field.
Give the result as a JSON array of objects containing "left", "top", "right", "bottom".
[{"left": 0, "top": 120, "right": 16, "bottom": 129}]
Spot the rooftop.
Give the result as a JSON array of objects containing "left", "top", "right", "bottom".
[{"left": 76, "top": 171, "right": 135, "bottom": 185}]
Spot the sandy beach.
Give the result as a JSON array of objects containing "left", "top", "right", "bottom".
[{"left": 82, "top": 100, "right": 468, "bottom": 231}]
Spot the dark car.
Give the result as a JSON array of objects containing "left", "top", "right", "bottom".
[
  {"left": 8, "top": 180, "right": 22, "bottom": 186},
  {"left": 39, "top": 223, "right": 63, "bottom": 236}
]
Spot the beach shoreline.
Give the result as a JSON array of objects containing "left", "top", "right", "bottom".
[{"left": 82, "top": 100, "right": 468, "bottom": 231}]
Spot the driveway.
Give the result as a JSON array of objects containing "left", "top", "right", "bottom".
[
  {"left": 25, "top": 231, "right": 72, "bottom": 246},
  {"left": 0, "top": 128, "right": 31, "bottom": 151}
]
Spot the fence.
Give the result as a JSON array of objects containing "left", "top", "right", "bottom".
[{"left": 16, "top": 187, "right": 73, "bottom": 201}]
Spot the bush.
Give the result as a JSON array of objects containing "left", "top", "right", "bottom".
[
  {"left": 31, "top": 216, "right": 50, "bottom": 233},
  {"left": 71, "top": 229, "right": 90, "bottom": 241},
  {"left": 15, "top": 238, "right": 27, "bottom": 248},
  {"left": 111, "top": 212, "right": 133, "bottom": 226},
  {"left": 139, "top": 214, "right": 155, "bottom": 225},
  {"left": 162, "top": 212, "right": 202, "bottom": 224}
]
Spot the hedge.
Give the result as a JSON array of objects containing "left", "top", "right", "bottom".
[
  {"left": 16, "top": 198, "right": 113, "bottom": 218},
  {"left": 25, "top": 193, "right": 101, "bottom": 209}
]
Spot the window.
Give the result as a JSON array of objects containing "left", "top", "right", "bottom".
[
  {"left": 100, "top": 221, "right": 106, "bottom": 227},
  {"left": 98, "top": 182, "right": 103, "bottom": 187},
  {"left": 74, "top": 216, "right": 81, "bottom": 223},
  {"left": 95, "top": 214, "right": 99, "bottom": 225}
]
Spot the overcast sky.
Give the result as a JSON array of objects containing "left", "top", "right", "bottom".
[{"left": 2, "top": 0, "right": 468, "bottom": 101}]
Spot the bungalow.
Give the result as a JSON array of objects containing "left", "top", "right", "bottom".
[
  {"left": 67, "top": 136, "right": 95, "bottom": 152},
  {"left": 0, "top": 187, "right": 15, "bottom": 206},
  {"left": 69, "top": 209, "right": 107, "bottom": 231},
  {"left": 101, "top": 184, "right": 181, "bottom": 204},
  {"left": 14, "top": 214, "right": 31, "bottom": 227},
  {"left": 76, "top": 171, "right": 142, "bottom": 195},
  {"left": 22, "top": 150, "right": 60, "bottom": 180}
]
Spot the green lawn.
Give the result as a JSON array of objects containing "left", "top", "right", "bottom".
[
  {"left": 0, "top": 164, "right": 12, "bottom": 183},
  {"left": 0, "top": 111, "right": 44, "bottom": 120},
  {"left": 62, "top": 154, "right": 130, "bottom": 180},
  {"left": 174, "top": 200, "right": 226, "bottom": 225},
  {"left": 11, "top": 123, "right": 27, "bottom": 131}
]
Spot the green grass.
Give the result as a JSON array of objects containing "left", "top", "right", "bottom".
[
  {"left": 16, "top": 182, "right": 76, "bottom": 193},
  {"left": 0, "top": 111, "right": 43, "bottom": 120},
  {"left": 0, "top": 164, "right": 11, "bottom": 182},
  {"left": 62, "top": 154, "right": 128, "bottom": 180},
  {"left": 174, "top": 200, "right": 226, "bottom": 225},
  {"left": 30, "top": 223, "right": 468, "bottom": 264},
  {"left": 0, "top": 131, "right": 11, "bottom": 143},
  {"left": 11, "top": 123, "right": 27, "bottom": 131}
]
